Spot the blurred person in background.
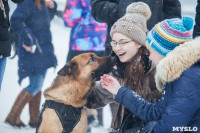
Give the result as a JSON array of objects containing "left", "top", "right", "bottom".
[
  {"left": 5, "top": 0, "right": 57, "bottom": 128},
  {"left": 0, "top": 0, "right": 24, "bottom": 91},
  {"left": 63, "top": 0, "right": 107, "bottom": 131},
  {"left": 63, "top": 0, "right": 107, "bottom": 62},
  {"left": 193, "top": 0, "right": 200, "bottom": 38}
]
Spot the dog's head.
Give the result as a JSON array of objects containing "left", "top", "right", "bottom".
[
  {"left": 57, "top": 53, "right": 113, "bottom": 80},
  {"left": 44, "top": 53, "right": 113, "bottom": 106}
]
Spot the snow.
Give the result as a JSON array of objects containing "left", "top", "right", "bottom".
[{"left": 0, "top": 0, "right": 196, "bottom": 133}]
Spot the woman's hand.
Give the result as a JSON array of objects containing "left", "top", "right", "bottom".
[
  {"left": 101, "top": 74, "right": 121, "bottom": 95},
  {"left": 22, "top": 44, "right": 32, "bottom": 52},
  {"left": 22, "top": 44, "right": 36, "bottom": 53},
  {"left": 46, "top": 0, "right": 55, "bottom": 8}
]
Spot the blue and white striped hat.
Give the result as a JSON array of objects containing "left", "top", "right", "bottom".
[{"left": 147, "top": 17, "right": 194, "bottom": 56}]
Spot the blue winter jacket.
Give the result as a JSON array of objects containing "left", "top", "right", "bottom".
[
  {"left": 115, "top": 37, "right": 200, "bottom": 133},
  {"left": 10, "top": 0, "right": 57, "bottom": 84}
]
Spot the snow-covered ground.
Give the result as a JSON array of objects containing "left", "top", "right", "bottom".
[{"left": 0, "top": 0, "right": 197, "bottom": 133}]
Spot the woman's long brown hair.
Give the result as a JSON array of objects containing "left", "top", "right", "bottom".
[
  {"left": 124, "top": 46, "right": 148, "bottom": 98},
  {"left": 35, "top": 0, "right": 46, "bottom": 9}
]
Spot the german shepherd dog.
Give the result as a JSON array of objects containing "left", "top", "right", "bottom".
[{"left": 36, "top": 53, "right": 113, "bottom": 133}]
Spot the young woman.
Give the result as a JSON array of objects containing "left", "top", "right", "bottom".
[
  {"left": 86, "top": 2, "right": 161, "bottom": 132},
  {"left": 5, "top": 0, "right": 57, "bottom": 128},
  {"left": 101, "top": 17, "right": 200, "bottom": 132}
]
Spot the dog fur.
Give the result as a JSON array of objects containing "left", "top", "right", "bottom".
[{"left": 37, "top": 53, "right": 113, "bottom": 133}]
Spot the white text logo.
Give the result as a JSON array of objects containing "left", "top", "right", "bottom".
[{"left": 172, "top": 127, "right": 198, "bottom": 132}]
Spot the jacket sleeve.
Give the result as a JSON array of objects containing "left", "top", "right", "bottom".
[
  {"left": 193, "top": 0, "right": 200, "bottom": 38},
  {"left": 163, "top": 0, "right": 181, "bottom": 19},
  {"left": 10, "top": 1, "right": 35, "bottom": 46},
  {"left": 11, "top": 0, "right": 24, "bottom": 4},
  {"left": 115, "top": 87, "right": 166, "bottom": 122},
  {"left": 85, "top": 81, "right": 114, "bottom": 109},
  {"left": 115, "top": 70, "right": 200, "bottom": 133},
  {"left": 63, "top": 0, "right": 83, "bottom": 28},
  {"left": 48, "top": 1, "right": 57, "bottom": 21},
  {"left": 91, "top": 0, "right": 119, "bottom": 24}
]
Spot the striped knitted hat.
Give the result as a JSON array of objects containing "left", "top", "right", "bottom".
[{"left": 147, "top": 17, "right": 194, "bottom": 56}]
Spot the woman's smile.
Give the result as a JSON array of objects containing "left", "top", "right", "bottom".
[{"left": 117, "top": 52, "right": 126, "bottom": 58}]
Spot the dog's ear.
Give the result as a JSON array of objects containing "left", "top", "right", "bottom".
[
  {"left": 57, "top": 65, "right": 68, "bottom": 76},
  {"left": 57, "top": 61, "right": 78, "bottom": 76},
  {"left": 66, "top": 61, "right": 78, "bottom": 75}
]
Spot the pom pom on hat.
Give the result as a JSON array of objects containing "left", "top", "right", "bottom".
[
  {"left": 182, "top": 17, "right": 194, "bottom": 31},
  {"left": 126, "top": 2, "right": 151, "bottom": 20},
  {"left": 147, "top": 17, "right": 194, "bottom": 56}
]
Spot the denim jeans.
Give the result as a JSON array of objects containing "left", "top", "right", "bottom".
[
  {"left": 26, "top": 71, "right": 46, "bottom": 96},
  {"left": 0, "top": 58, "right": 7, "bottom": 91}
]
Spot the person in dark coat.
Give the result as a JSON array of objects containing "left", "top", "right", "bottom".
[
  {"left": 5, "top": 0, "right": 57, "bottom": 128},
  {"left": 0, "top": 0, "right": 24, "bottom": 91},
  {"left": 101, "top": 17, "right": 200, "bottom": 133},
  {"left": 193, "top": 0, "right": 200, "bottom": 38},
  {"left": 91, "top": 0, "right": 181, "bottom": 56}
]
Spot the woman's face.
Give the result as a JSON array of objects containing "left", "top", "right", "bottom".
[
  {"left": 148, "top": 46, "right": 164, "bottom": 66},
  {"left": 112, "top": 33, "right": 141, "bottom": 63}
]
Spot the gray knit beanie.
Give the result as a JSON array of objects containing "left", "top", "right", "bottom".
[{"left": 110, "top": 2, "right": 151, "bottom": 46}]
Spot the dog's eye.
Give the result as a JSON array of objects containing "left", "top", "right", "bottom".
[{"left": 89, "top": 57, "right": 96, "bottom": 63}]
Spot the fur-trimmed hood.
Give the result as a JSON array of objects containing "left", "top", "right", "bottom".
[{"left": 155, "top": 37, "right": 200, "bottom": 91}]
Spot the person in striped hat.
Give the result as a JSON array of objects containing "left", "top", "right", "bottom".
[
  {"left": 146, "top": 17, "right": 194, "bottom": 58},
  {"left": 100, "top": 16, "right": 200, "bottom": 132}
]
